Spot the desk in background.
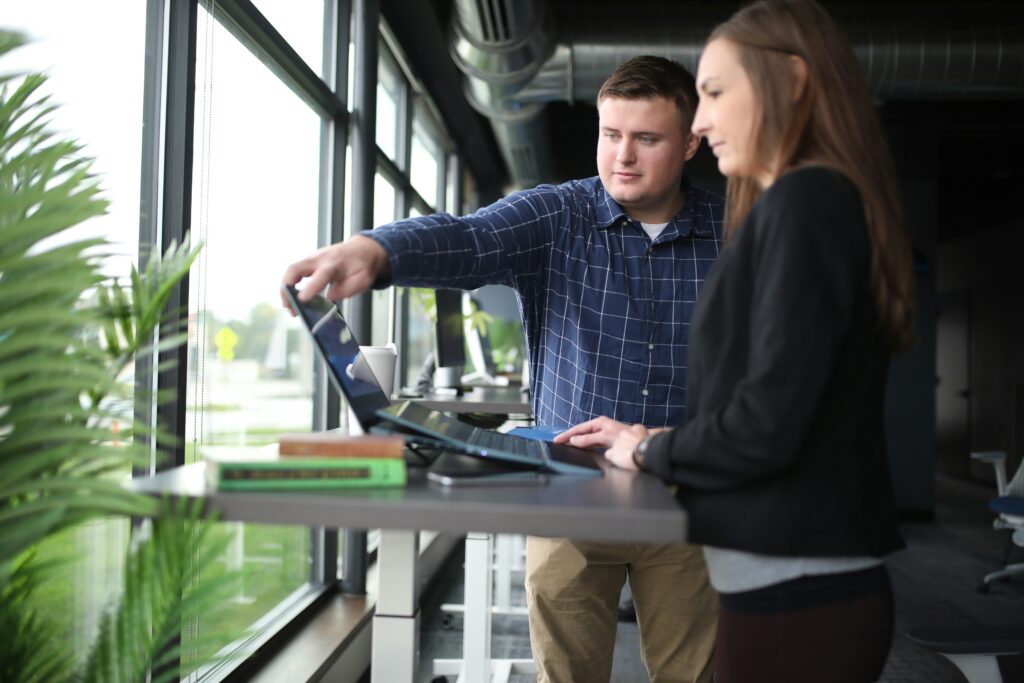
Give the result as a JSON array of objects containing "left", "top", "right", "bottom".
[{"left": 411, "top": 385, "right": 531, "bottom": 417}]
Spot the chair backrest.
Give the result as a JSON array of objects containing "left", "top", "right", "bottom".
[{"left": 1007, "top": 456, "right": 1024, "bottom": 497}]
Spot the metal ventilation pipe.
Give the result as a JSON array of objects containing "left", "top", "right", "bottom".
[
  {"left": 519, "top": 6, "right": 1024, "bottom": 104},
  {"left": 449, "top": 0, "right": 556, "bottom": 187},
  {"left": 455, "top": 2, "right": 1024, "bottom": 189}
]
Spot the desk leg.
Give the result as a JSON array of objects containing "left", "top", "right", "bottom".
[
  {"left": 510, "top": 534, "right": 525, "bottom": 571},
  {"left": 495, "top": 534, "right": 511, "bottom": 610},
  {"left": 463, "top": 532, "right": 493, "bottom": 682},
  {"left": 433, "top": 533, "right": 535, "bottom": 682},
  {"left": 439, "top": 533, "right": 527, "bottom": 618},
  {"left": 372, "top": 529, "right": 419, "bottom": 683}
]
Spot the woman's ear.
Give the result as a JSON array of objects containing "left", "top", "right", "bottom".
[{"left": 789, "top": 54, "right": 808, "bottom": 102}]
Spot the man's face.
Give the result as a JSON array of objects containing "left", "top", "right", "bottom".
[{"left": 596, "top": 95, "right": 698, "bottom": 223}]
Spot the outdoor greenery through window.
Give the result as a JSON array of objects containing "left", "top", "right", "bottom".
[{"left": 182, "top": 5, "right": 321, "bottom": 669}]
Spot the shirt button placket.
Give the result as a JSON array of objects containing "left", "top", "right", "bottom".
[{"left": 644, "top": 244, "right": 655, "bottom": 405}]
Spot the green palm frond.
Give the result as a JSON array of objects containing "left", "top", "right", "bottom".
[
  {"left": 0, "top": 554, "right": 75, "bottom": 683},
  {"left": 79, "top": 500, "right": 241, "bottom": 683},
  {"left": 95, "top": 233, "right": 204, "bottom": 377},
  {"left": 0, "top": 29, "right": 229, "bottom": 683}
]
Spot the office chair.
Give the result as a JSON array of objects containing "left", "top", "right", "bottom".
[
  {"left": 971, "top": 451, "right": 1024, "bottom": 593},
  {"left": 907, "top": 627, "right": 1024, "bottom": 683},
  {"left": 905, "top": 453, "right": 1024, "bottom": 683}
]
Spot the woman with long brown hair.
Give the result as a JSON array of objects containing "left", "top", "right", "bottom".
[{"left": 555, "top": 0, "right": 915, "bottom": 680}]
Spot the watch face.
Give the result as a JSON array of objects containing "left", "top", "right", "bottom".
[{"left": 633, "top": 437, "right": 649, "bottom": 469}]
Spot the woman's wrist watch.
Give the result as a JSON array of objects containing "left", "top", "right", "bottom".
[{"left": 632, "top": 435, "right": 652, "bottom": 470}]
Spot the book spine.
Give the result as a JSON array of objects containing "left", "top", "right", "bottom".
[
  {"left": 278, "top": 435, "right": 405, "bottom": 458},
  {"left": 209, "top": 459, "right": 406, "bottom": 490}
]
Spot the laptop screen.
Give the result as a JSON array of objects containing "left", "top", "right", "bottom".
[
  {"left": 283, "top": 285, "right": 390, "bottom": 427},
  {"left": 284, "top": 285, "right": 603, "bottom": 477}
]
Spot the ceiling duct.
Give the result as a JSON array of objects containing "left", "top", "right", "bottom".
[
  {"left": 452, "top": 2, "right": 1024, "bottom": 189},
  {"left": 450, "top": 0, "right": 556, "bottom": 188}
]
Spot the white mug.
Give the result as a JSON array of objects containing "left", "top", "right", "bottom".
[
  {"left": 359, "top": 343, "right": 398, "bottom": 397},
  {"left": 346, "top": 343, "right": 398, "bottom": 436}
]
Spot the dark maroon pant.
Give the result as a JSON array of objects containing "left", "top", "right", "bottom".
[{"left": 714, "top": 569, "right": 894, "bottom": 683}]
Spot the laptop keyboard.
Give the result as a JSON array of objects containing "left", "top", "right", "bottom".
[
  {"left": 377, "top": 401, "right": 602, "bottom": 475},
  {"left": 466, "top": 426, "right": 547, "bottom": 463}
]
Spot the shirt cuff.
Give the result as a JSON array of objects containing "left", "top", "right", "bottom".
[
  {"left": 642, "top": 429, "right": 675, "bottom": 482},
  {"left": 360, "top": 231, "right": 398, "bottom": 289}
]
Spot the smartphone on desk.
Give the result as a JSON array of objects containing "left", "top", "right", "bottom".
[{"left": 426, "top": 451, "right": 548, "bottom": 487}]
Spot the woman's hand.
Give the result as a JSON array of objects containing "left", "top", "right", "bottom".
[
  {"left": 555, "top": 418, "right": 651, "bottom": 471},
  {"left": 603, "top": 424, "right": 650, "bottom": 471}
]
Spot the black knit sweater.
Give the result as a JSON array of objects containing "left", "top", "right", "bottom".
[{"left": 644, "top": 166, "right": 905, "bottom": 557}]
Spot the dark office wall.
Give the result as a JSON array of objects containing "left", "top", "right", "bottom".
[
  {"left": 885, "top": 127, "right": 938, "bottom": 515},
  {"left": 937, "top": 219, "right": 1024, "bottom": 484},
  {"left": 904, "top": 102, "right": 1024, "bottom": 495}
]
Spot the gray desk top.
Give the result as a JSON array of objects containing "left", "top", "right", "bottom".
[
  {"left": 412, "top": 386, "right": 532, "bottom": 416},
  {"left": 127, "top": 461, "right": 687, "bottom": 544}
]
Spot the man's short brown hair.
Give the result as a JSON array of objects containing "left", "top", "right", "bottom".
[{"left": 597, "top": 55, "right": 699, "bottom": 130}]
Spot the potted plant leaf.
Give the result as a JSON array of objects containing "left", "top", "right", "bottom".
[{"left": 0, "top": 29, "right": 237, "bottom": 682}]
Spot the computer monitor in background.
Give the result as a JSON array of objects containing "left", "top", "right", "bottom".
[
  {"left": 462, "top": 293, "right": 509, "bottom": 386},
  {"left": 431, "top": 288, "right": 511, "bottom": 390},
  {"left": 433, "top": 288, "right": 466, "bottom": 371}
]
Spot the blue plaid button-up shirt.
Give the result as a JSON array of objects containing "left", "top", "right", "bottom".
[{"left": 368, "top": 176, "right": 724, "bottom": 430}]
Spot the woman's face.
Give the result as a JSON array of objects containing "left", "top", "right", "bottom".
[{"left": 692, "top": 39, "right": 769, "bottom": 186}]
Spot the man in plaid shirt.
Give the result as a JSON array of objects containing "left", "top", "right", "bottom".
[{"left": 283, "top": 56, "right": 723, "bottom": 683}]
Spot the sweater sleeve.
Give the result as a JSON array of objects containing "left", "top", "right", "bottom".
[
  {"left": 644, "top": 168, "right": 871, "bottom": 490},
  {"left": 364, "top": 185, "right": 569, "bottom": 291}
]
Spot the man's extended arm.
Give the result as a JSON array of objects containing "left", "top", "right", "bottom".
[
  {"left": 281, "top": 185, "right": 569, "bottom": 308},
  {"left": 281, "top": 234, "right": 390, "bottom": 306}
]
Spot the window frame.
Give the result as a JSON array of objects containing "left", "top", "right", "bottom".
[
  {"left": 137, "top": 0, "right": 473, "bottom": 678},
  {"left": 139, "top": 1, "right": 351, "bottom": 678}
]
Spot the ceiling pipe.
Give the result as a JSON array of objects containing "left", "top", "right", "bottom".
[
  {"left": 449, "top": 0, "right": 557, "bottom": 188},
  {"left": 453, "top": 2, "right": 1024, "bottom": 189}
]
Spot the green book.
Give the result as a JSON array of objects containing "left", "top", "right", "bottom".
[{"left": 205, "top": 454, "right": 406, "bottom": 491}]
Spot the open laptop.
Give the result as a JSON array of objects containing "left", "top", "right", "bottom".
[{"left": 283, "top": 285, "right": 602, "bottom": 477}]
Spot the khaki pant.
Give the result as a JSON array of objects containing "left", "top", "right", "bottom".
[{"left": 525, "top": 537, "right": 718, "bottom": 683}]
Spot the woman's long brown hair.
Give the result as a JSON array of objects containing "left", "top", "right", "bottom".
[{"left": 711, "top": 0, "right": 916, "bottom": 351}]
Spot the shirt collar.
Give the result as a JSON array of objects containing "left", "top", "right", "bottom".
[{"left": 593, "top": 175, "right": 715, "bottom": 239}]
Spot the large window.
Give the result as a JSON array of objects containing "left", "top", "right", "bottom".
[
  {"left": 5, "top": 2, "right": 481, "bottom": 678},
  {"left": 411, "top": 108, "right": 443, "bottom": 208},
  {"left": 182, "top": 4, "right": 322, "bottom": 666},
  {"left": 372, "top": 39, "right": 457, "bottom": 389},
  {"left": 376, "top": 50, "right": 402, "bottom": 163},
  {"left": 250, "top": 0, "right": 325, "bottom": 77},
  {"left": 4, "top": 0, "right": 145, "bottom": 660}
]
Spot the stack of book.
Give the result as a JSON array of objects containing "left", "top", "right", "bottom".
[{"left": 205, "top": 433, "right": 407, "bottom": 491}]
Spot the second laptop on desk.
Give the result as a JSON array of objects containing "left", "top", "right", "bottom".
[{"left": 283, "top": 285, "right": 602, "bottom": 478}]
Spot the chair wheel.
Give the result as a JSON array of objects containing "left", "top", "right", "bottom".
[
  {"left": 977, "top": 581, "right": 991, "bottom": 593},
  {"left": 430, "top": 677, "right": 449, "bottom": 683}
]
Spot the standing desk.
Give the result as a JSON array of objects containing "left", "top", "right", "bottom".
[
  {"left": 412, "top": 385, "right": 532, "bottom": 416},
  {"left": 128, "top": 457, "right": 687, "bottom": 682}
]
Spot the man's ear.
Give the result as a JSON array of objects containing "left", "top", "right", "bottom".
[
  {"left": 790, "top": 54, "right": 808, "bottom": 102},
  {"left": 683, "top": 132, "right": 701, "bottom": 161}
]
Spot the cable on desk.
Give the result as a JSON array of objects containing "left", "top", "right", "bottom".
[{"left": 404, "top": 441, "right": 442, "bottom": 467}]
